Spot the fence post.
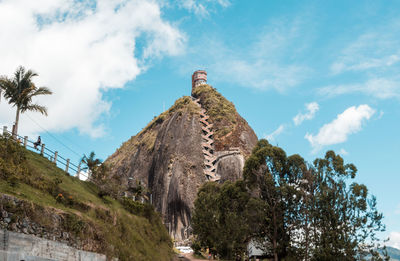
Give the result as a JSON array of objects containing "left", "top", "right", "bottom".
[
  {"left": 23, "top": 136, "right": 28, "bottom": 147},
  {"left": 3, "top": 126, "right": 7, "bottom": 135},
  {"left": 40, "top": 144, "right": 45, "bottom": 156},
  {"left": 54, "top": 151, "right": 58, "bottom": 163},
  {"left": 77, "top": 161, "right": 81, "bottom": 179},
  {"left": 65, "top": 159, "right": 70, "bottom": 173}
]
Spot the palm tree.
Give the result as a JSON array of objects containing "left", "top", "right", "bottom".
[
  {"left": 81, "top": 151, "right": 102, "bottom": 178},
  {"left": 0, "top": 66, "right": 52, "bottom": 136}
]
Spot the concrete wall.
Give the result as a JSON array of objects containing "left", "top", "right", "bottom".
[{"left": 0, "top": 230, "right": 106, "bottom": 261}]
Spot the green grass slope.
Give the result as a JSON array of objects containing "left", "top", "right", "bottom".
[{"left": 0, "top": 135, "right": 173, "bottom": 260}]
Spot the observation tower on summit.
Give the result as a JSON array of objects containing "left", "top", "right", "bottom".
[{"left": 191, "top": 70, "right": 207, "bottom": 94}]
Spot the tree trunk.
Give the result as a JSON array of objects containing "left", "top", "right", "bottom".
[
  {"left": 273, "top": 208, "right": 278, "bottom": 261},
  {"left": 305, "top": 192, "right": 310, "bottom": 261},
  {"left": 305, "top": 209, "right": 309, "bottom": 261},
  {"left": 13, "top": 106, "right": 20, "bottom": 137}
]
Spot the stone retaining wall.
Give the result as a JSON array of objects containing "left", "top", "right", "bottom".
[
  {"left": 0, "top": 194, "right": 78, "bottom": 248},
  {"left": 0, "top": 194, "right": 107, "bottom": 260},
  {"left": 0, "top": 230, "right": 106, "bottom": 261}
]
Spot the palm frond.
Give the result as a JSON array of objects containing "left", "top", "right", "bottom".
[
  {"left": 29, "top": 87, "right": 53, "bottom": 97},
  {"left": 0, "top": 77, "right": 18, "bottom": 103},
  {"left": 21, "top": 104, "right": 48, "bottom": 115},
  {"left": 14, "top": 66, "right": 25, "bottom": 83},
  {"left": 22, "top": 69, "right": 38, "bottom": 81},
  {"left": 81, "top": 151, "right": 102, "bottom": 174}
]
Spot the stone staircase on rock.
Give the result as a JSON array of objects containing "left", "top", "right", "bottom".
[{"left": 191, "top": 97, "right": 220, "bottom": 182}]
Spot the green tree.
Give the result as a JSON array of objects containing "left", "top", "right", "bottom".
[
  {"left": 81, "top": 151, "right": 102, "bottom": 179},
  {"left": 192, "top": 140, "right": 387, "bottom": 260},
  {"left": 310, "top": 150, "right": 387, "bottom": 261},
  {"left": 0, "top": 66, "right": 52, "bottom": 136},
  {"left": 192, "top": 182, "right": 220, "bottom": 256},
  {"left": 216, "top": 181, "right": 257, "bottom": 259},
  {"left": 192, "top": 181, "right": 259, "bottom": 260},
  {"left": 294, "top": 163, "right": 318, "bottom": 261},
  {"left": 81, "top": 151, "right": 121, "bottom": 198},
  {"left": 243, "top": 139, "right": 306, "bottom": 261},
  {"left": 243, "top": 140, "right": 387, "bottom": 260}
]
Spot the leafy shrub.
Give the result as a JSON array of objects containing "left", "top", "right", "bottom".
[
  {"left": 121, "top": 197, "right": 158, "bottom": 223},
  {"left": 0, "top": 135, "right": 28, "bottom": 181},
  {"left": 95, "top": 208, "right": 112, "bottom": 223},
  {"left": 121, "top": 197, "right": 145, "bottom": 215},
  {"left": 191, "top": 240, "right": 202, "bottom": 255},
  {"left": 62, "top": 213, "right": 86, "bottom": 236},
  {"left": 8, "top": 176, "right": 19, "bottom": 187}
]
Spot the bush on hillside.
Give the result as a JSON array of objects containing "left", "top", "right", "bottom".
[
  {"left": 120, "top": 197, "right": 158, "bottom": 223},
  {"left": 0, "top": 134, "right": 28, "bottom": 182}
]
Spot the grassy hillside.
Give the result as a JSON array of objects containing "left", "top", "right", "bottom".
[{"left": 0, "top": 135, "right": 173, "bottom": 260}]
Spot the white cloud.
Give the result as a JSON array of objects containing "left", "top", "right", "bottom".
[
  {"left": 214, "top": 18, "right": 311, "bottom": 92},
  {"left": 305, "top": 105, "right": 375, "bottom": 151},
  {"left": 388, "top": 231, "right": 400, "bottom": 249},
  {"left": 321, "top": 19, "right": 400, "bottom": 106},
  {"left": 215, "top": 59, "right": 307, "bottom": 92},
  {"left": 338, "top": 148, "right": 348, "bottom": 155},
  {"left": 394, "top": 203, "right": 400, "bottom": 215},
  {"left": 330, "top": 31, "right": 400, "bottom": 75},
  {"left": 377, "top": 110, "right": 384, "bottom": 119},
  {"left": 176, "top": 0, "right": 230, "bottom": 17},
  {"left": 178, "top": 16, "right": 311, "bottom": 92},
  {"left": 331, "top": 54, "right": 400, "bottom": 75},
  {"left": 318, "top": 78, "right": 400, "bottom": 100},
  {"left": 0, "top": 0, "right": 185, "bottom": 137},
  {"left": 265, "top": 124, "right": 285, "bottom": 143},
  {"left": 293, "top": 102, "right": 319, "bottom": 126}
]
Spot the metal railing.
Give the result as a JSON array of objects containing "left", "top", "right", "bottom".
[{"left": 2, "top": 126, "right": 88, "bottom": 180}]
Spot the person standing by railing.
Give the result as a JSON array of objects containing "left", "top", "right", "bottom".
[{"left": 33, "top": 136, "right": 41, "bottom": 150}]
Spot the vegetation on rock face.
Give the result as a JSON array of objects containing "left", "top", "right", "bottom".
[
  {"left": 192, "top": 84, "right": 236, "bottom": 123},
  {"left": 0, "top": 135, "right": 173, "bottom": 260},
  {"left": 192, "top": 84, "right": 237, "bottom": 139},
  {"left": 192, "top": 139, "right": 388, "bottom": 261},
  {"left": 192, "top": 84, "right": 257, "bottom": 155}
]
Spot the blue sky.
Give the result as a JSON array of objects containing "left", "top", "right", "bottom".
[{"left": 0, "top": 0, "right": 399, "bottom": 247}]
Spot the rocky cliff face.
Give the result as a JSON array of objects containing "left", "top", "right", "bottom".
[{"left": 106, "top": 85, "right": 258, "bottom": 240}]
